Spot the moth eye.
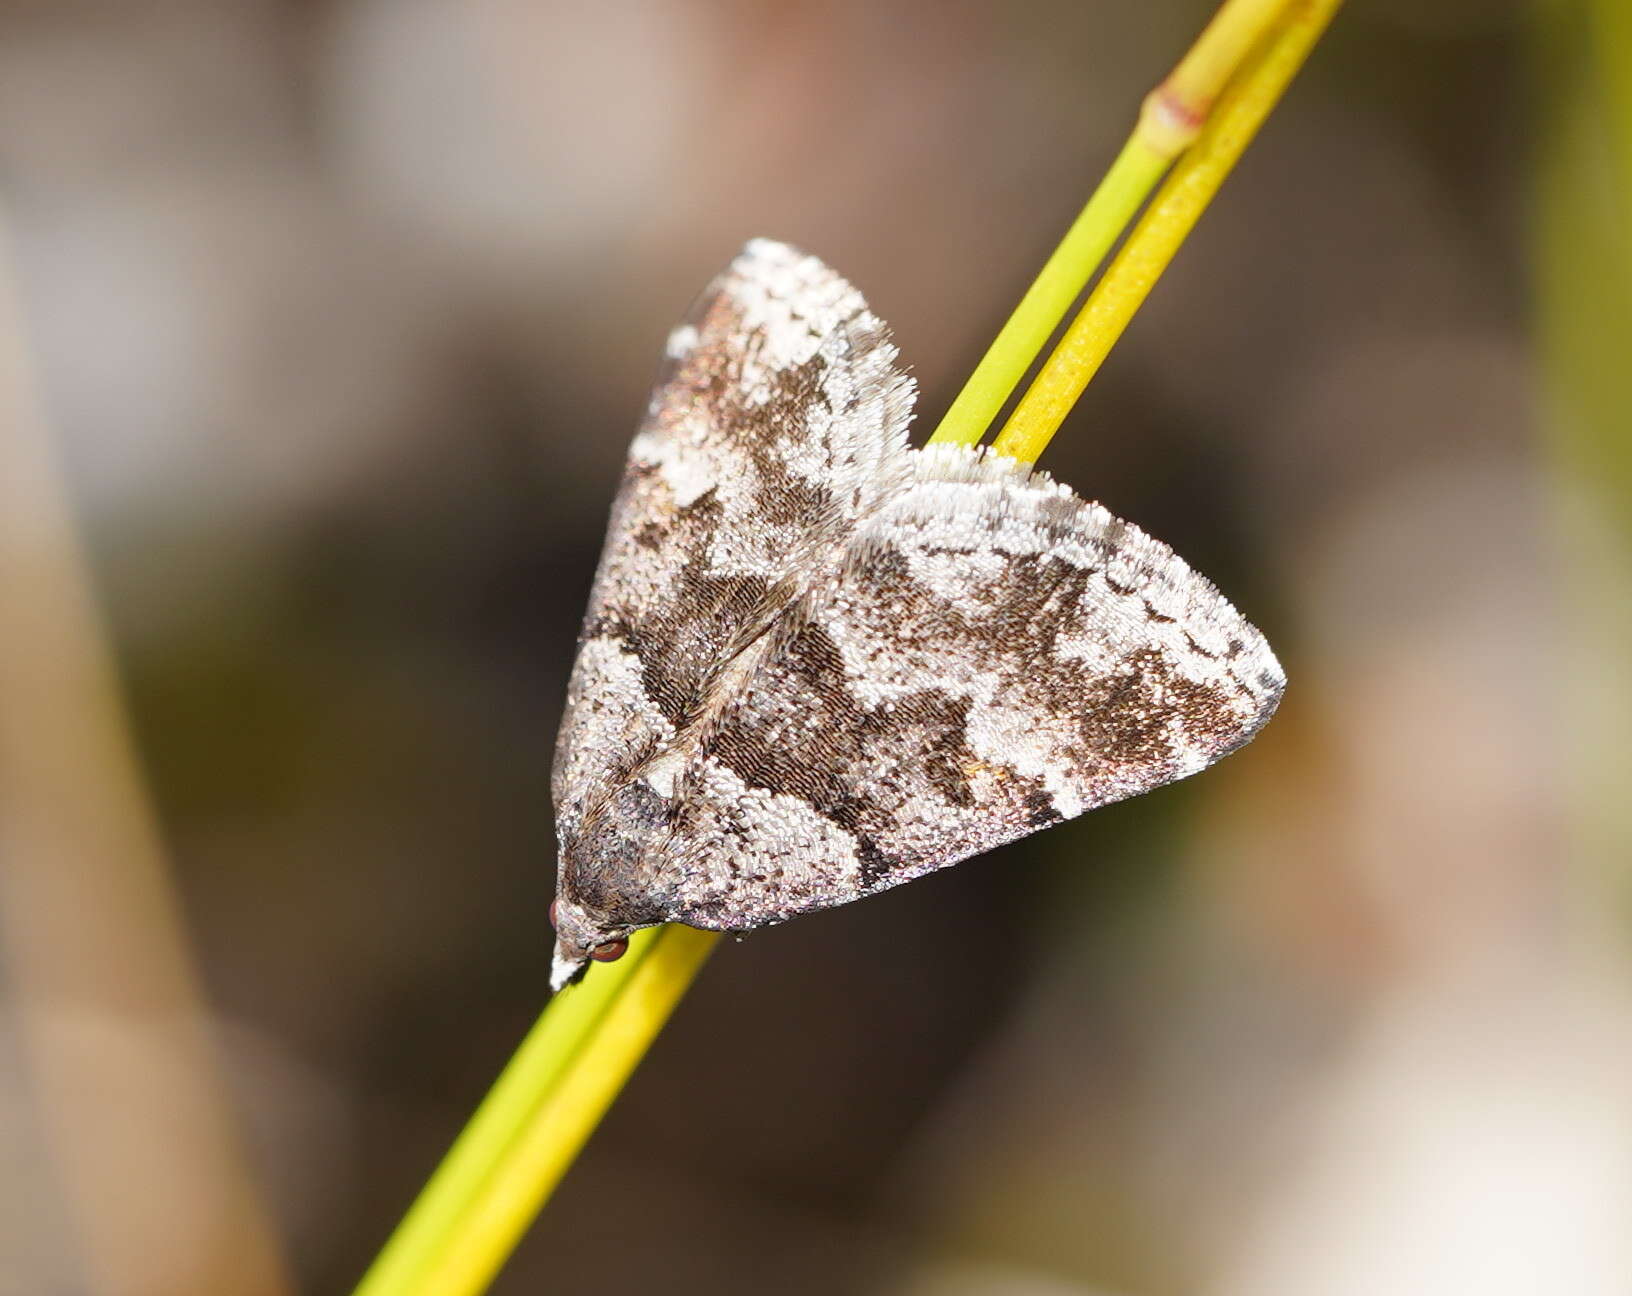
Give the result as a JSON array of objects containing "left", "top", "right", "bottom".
[
  {"left": 591, "top": 939, "right": 629, "bottom": 963},
  {"left": 549, "top": 899, "right": 559, "bottom": 929}
]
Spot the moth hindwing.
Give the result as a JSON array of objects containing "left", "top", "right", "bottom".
[{"left": 549, "top": 239, "right": 1283, "bottom": 987}]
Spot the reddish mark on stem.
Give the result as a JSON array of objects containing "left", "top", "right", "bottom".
[{"left": 1153, "top": 83, "right": 1209, "bottom": 133}]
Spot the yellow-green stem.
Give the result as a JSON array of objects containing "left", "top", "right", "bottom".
[
  {"left": 992, "top": 0, "right": 1343, "bottom": 465},
  {"left": 417, "top": 924, "right": 717, "bottom": 1295},
  {"left": 1587, "top": 0, "right": 1632, "bottom": 176},
  {"left": 1535, "top": 0, "right": 1632, "bottom": 915},
  {"left": 925, "top": 137, "right": 1170, "bottom": 448},
  {"left": 352, "top": 925, "right": 717, "bottom": 1296},
  {"left": 925, "top": 0, "right": 1290, "bottom": 449}
]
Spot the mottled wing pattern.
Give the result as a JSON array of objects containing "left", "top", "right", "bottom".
[
  {"left": 550, "top": 240, "right": 917, "bottom": 848},
  {"left": 665, "top": 444, "right": 1286, "bottom": 930}
]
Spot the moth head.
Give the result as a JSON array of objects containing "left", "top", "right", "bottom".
[
  {"left": 551, "top": 778, "right": 675, "bottom": 990},
  {"left": 549, "top": 897, "right": 634, "bottom": 990}
]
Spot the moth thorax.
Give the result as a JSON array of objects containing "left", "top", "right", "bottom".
[{"left": 562, "top": 779, "right": 673, "bottom": 924}]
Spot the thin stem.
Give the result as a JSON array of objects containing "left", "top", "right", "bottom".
[
  {"left": 924, "top": 138, "right": 1170, "bottom": 448},
  {"left": 1535, "top": 0, "right": 1632, "bottom": 912},
  {"left": 354, "top": 925, "right": 674, "bottom": 1295},
  {"left": 925, "top": 0, "right": 1291, "bottom": 449},
  {"left": 1588, "top": 0, "right": 1632, "bottom": 182},
  {"left": 1161, "top": 0, "right": 1291, "bottom": 139},
  {"left": 992, "top": 0, "right": 1343, "bottom": 465},
  {"left": 415, "top": 925, "right": 718, "bottom": 1296}
]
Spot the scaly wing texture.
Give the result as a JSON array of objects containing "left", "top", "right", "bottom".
[
  {"left": 663, "top": 444, "right": 1286, "bottom": 930},
  {"left": 550, "top": 240, "right": 917, "bottom": 849}
]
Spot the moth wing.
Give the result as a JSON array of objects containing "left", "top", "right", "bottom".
[
  {"left": 551, "top": 240, "right": 917, "bottom": 846},
  {"left": 666, "top": 444, "right": 1285, "bottom": 930}
]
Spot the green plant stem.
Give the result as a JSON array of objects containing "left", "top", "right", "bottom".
[
  {"left": 418, "top": 924, "right": 717, "bottom": 1296},
  {"left": 925, "top": 0, "right": 1291, "bottom": 450},
  {"left": 992, "top": 0, "right": 1343, "bottom": 465},
  {"left": 1535, "top": 0, "right": 1632, "bottom": 909},
  {"left": 352, "top": 925, "right": 717, "bottom": 1296},
  {"left": 1587, "top": 0, "right": 1632, "bottom": 177},
  {"left": 925, "top": 136, "right": 1170, "bottom": 447}
]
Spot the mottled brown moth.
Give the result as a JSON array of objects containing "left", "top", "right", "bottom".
[{"left": 549, "top": 240, "right": 1283, "bottom": 987}]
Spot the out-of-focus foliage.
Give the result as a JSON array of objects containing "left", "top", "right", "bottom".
[{"left": 2, "top": 3, "right": 1624, "bottom": 1295}]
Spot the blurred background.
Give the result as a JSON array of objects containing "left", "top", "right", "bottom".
[{"left": 2, "top": 1, "right": 1628, "bottom": 1293}]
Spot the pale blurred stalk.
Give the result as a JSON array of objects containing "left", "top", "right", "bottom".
[
  {"left": 0, "top": 222, "right": 292, "bottom": 1294},
  {"left": 1534, "top": 0, "right": 1632, "bottom": 906}
]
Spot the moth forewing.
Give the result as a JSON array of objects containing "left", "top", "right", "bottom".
[{"left": 549, "top": 241, "right": 1282, "bottom": 989}]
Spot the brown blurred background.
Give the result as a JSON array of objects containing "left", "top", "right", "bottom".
[{"left": 5, "top": 2, "right": 1630, "bottom": 1294}]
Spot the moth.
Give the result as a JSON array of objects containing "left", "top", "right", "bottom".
[{"left": 549, "top": 239, "right": 1283, "bottom": 988}]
